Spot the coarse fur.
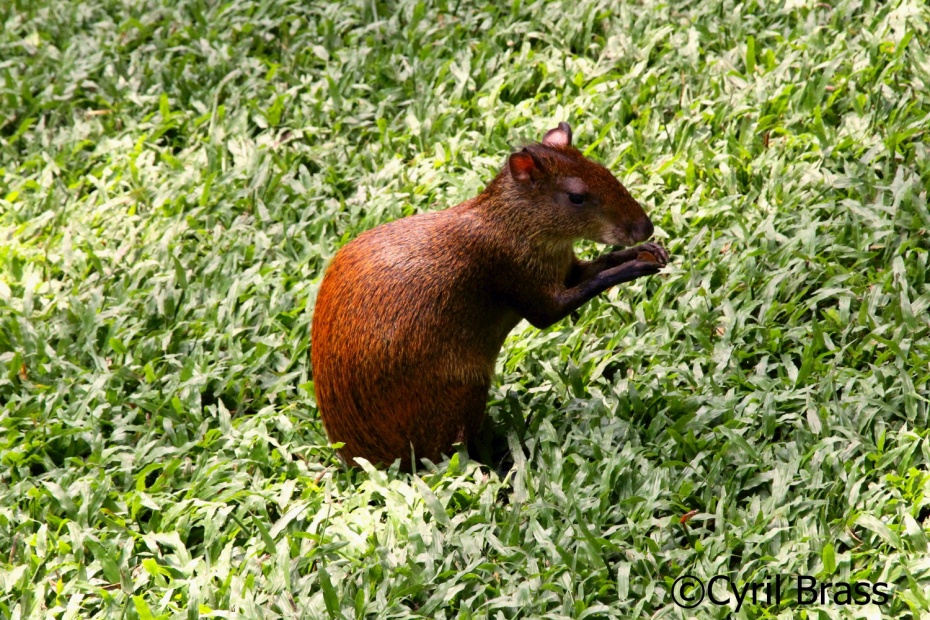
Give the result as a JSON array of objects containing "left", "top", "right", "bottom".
[{"left": 311, "top": 123, "right": 669, "bottom": 470}]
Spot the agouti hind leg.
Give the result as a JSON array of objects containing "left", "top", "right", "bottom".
[{"left": 406, "top": 380, "right": 490, "bottom": 468}]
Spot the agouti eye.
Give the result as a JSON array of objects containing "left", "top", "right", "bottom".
[{"left": 568, "top": 193, "right": 586, "bottom": 205}]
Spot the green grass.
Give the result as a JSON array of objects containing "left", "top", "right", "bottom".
[{"left": 2, "top": 0, "right": 930, "bottom": 617}]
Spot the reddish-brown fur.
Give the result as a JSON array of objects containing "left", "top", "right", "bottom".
[{"left": 312, "top": 123, "right": 669, "bottom": 469}]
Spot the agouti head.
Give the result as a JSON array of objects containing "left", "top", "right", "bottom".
[{"left": 505, "top": 122, "right": 653, "bottom": 247}]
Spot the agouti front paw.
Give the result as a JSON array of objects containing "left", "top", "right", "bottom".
[
  {"left": 630, "top": 259, "right": 663, "bottom": 276},
  {"left": 631, "top": 242, "right": 669, "bottom": 267}
]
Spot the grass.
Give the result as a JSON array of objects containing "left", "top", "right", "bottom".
[{"left": 1, "top": 0, "right": 930, "bottom": 617}]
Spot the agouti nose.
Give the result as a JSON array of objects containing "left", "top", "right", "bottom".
[{"left": 631, "top": 218, "right": 654, "bottom": 243}]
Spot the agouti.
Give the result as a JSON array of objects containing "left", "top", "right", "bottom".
[{"left": 311, "top": 123, "right": 668, "bottom": 469}]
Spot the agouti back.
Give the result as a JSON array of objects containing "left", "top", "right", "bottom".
[{"left": 311, "top": 123, "right": 668, "bottom": 469}]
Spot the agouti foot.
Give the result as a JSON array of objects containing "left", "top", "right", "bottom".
[{"left": 632, "top": 242, "right": 669, "bottom": 267}]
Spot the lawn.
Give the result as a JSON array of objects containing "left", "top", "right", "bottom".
[{"left": 2, "top": 0, "right": 930, "bottom": 618}]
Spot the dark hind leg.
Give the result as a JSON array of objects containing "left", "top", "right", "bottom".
[
  {"left": 467, "top": 390, "right": 532, "bottom": 477},
  {"left": 404, "top": 380, "right": 490, "bottom": 469},
  {"left": 467, "top": 418, "right": 513, "bottom": 476},
  {"left": 329, "top": 376, "right": 494, "bottom": 471}
]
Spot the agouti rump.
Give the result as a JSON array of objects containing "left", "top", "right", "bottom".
[{"left": 311, "top": 123, "right": 668, "bottom": 469}]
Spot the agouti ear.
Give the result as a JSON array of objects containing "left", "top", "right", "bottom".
[
  {"left": 508, "top": 148, "right": 543, "bottom": 183},
  {"left": 542, "top": 122, "right": 572, "bottom": 148}
]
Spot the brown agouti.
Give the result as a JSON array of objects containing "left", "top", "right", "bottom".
[{"left": 311, "top": 123, "right": 668, "bottom": 470}]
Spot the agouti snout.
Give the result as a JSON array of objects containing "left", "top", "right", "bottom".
[{"left": 311, "top": 122, "right": 669, "bottom": 469}]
